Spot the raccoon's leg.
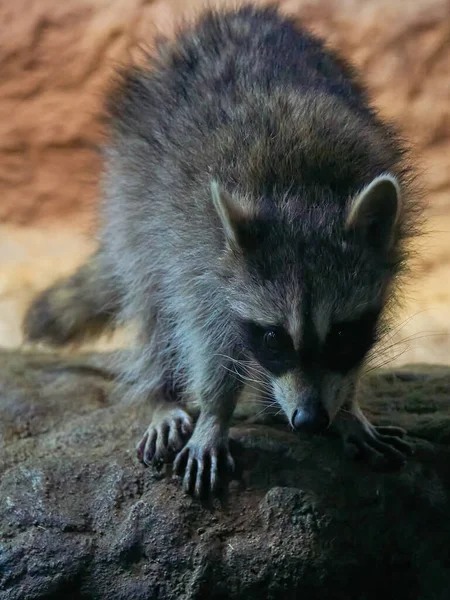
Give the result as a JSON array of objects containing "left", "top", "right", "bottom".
[
  {"left": 136, "top": 380, "right": 194, "bottom": 467},
  {"left": 134, "top": 320, "right": 194, "bottom": 466},
  {"left": 332, "top": 399, "right": 412, "bottom": 468},
  {"left": 23, "top": 250, "right": 119, "bottom": 345},
  {"left": 173, "top": 363, "right": 243, "bottom": 498}
]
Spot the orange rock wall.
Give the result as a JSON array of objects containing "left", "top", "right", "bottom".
[{"left": 1, "top": 0, "right": 450, "bottom": 227}]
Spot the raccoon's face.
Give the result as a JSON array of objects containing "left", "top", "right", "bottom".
[
  {"left": 238, "top": 306, "right": 380, "bottom": 432},
  {"left": 212, "top": 175, "right": 402, "bottom": 432}
]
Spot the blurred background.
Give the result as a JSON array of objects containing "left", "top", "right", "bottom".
[{"left": 1, "top": 0, "right": 449, "bottom": 365}]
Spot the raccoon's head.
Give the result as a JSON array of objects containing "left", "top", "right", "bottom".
[{"left": 212, "top": 176, "right": 403, "bottom": 432}]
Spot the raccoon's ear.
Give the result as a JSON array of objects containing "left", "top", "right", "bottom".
[
  {"left": 211, "top": 180, "right": 251, "bottom": 249},
  {"left": 345, "top": 174, "right": 401, "bottom": 252}
]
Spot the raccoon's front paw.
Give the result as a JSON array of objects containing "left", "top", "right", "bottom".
[
  {"left": 333, "top": 407, "right": 412, "bottom": 469},
  {"left": 173, "top": 433, "right": 235, "bottom": 498},
  {"left": 136, "top": 407, "right": 193, "bottom": 467}
]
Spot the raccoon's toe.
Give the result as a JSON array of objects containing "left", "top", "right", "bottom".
[
  {"left": 136, "top": 427, "right": 157, "bottom": 466},
  {"left": 333, "top": 408, "right": 412, "bottom": 470},
  {"left": 173, "top": 438, "right": 235, "bottom": 498},
  {"left": 348, "top": 429, "right": 412, "bottom": 469},
  {"left": 136, "top": 408, "right": 193, "bottom": 467},
  {"left": 23, "top": 289, "right": 78, "bottom": 345},
  {"left": 373, "top": 425, "right": 407, "bottom": 438},
  {"left": 344, "top": 424, "right": 413, "bottom": 470}
]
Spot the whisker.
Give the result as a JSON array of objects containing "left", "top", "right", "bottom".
[
  {"left": 374, "top": 309, "right": 444, "bottom": 352},
  {"left": 220, "top": 365, "right": 275, "bottom": 400},
  {"left": 244, "top": 397, "right": 277, "bottom": 405},
  {"left": 364, "top": 347, "right": 411, "bottom": 373},
  {"left": 253, "top": 402, "right": 280, "bottom": 420},
  {"left": 367, "top": 331, "right": 448, "bottom": 367},
  {"left": 214, "top": 353, "right": 271, "bottom": 381},
  {"left": 220, "top": 362, "right": 272, "bottom": 392}
]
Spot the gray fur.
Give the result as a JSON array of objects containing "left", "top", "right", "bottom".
[{"left": 24, "top": 5, "right": 422, "bottom": 494}]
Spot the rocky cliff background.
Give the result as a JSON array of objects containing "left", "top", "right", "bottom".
[{"left": 1, "top": 0, "right": 450, "bottom": 363}]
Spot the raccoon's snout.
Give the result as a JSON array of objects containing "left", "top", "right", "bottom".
[{"left": 292, "top": 400, "right": 330, "bottom": 434}]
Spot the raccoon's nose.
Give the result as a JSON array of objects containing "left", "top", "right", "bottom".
[{"left": 292, "top": 404, "right": 329, "bottom": 433}]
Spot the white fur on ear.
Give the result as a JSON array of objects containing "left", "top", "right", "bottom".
[
  {"left": 345, "top": 173, "right": 401, "bottom": 251},
  {"left": 211, "top": 180, "right": 248, "bottom": 248}
]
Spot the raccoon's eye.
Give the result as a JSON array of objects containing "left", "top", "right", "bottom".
[
  {"left": 263, "top": 329, "right": 281, "bottom": 351},
  {"left": 324, "top": 311, "right": 379, "bottom": 373},
  {"left": 329, "top": 325, "right": 353, "bottom": 348},
  {"left": 242, "top": 321, "right": 295, "bottom": 375},
  {"left": 261, "top": 327, "right": 294, "bottom": 356}
]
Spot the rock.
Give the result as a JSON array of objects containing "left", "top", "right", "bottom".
[
  {"left": 1, "top": 0, "right": 449, "bottom": 227},
  {"left": 0, "top": 349, "right": 449, "bottom": 599}
]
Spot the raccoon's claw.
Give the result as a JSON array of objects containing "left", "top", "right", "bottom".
[
  {"left": 346, "top": 426, "right": 412, "bottom": 468},
  {"left": 373, "top": 425, "right": 407, "bottom": 438},
  {"left": 333, "top": 408, "right": 412, "bottom": 469},
  {"left": 136, "top": 407, "right": 193, "bottom": 467},
  {"left": 173, "top": 439, "right": 234, "bottom": 498}
]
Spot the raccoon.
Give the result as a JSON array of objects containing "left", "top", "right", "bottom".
[{"left": 23, "top": 5, "right": 421, "bottom": 497}]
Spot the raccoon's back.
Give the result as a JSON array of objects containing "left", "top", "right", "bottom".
[
  {"left": 108, "top": 6, "right": 370, "bottom": 153},
  {"left": 102, "top": 5, "right": 403, "bottom": 268}
]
